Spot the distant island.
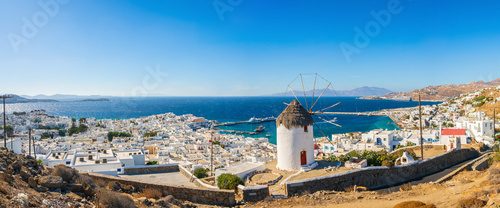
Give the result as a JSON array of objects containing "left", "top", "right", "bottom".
[
  {"left": 80, "top": 98, "right": 110, "bottom": 102},
  {"left": 3, "top": 94, "right": 111, "bottom": 104},
  {"left": 3, "top": 95, "right": 58, "bottom": 104}
]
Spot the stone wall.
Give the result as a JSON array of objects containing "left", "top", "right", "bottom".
[
  {"left": 123, "top": 164, "right": 179, "bottom": 175},
  {"left": 237, "top": 185, "right": 269, "bottom": 202},
  {"left": 88, "top": 173, "right": 236, "bottom": 206},
  {"left": 286, "top": 148, "right": 479, "bottom": 196}
]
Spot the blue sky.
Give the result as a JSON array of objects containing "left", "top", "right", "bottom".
[{"left": 0, "top": 0, "right": 499, "bottom": 96}]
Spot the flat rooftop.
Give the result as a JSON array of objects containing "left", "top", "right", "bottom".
[{"left": 118, "top": 172, "right": 198, "bottom": 188}]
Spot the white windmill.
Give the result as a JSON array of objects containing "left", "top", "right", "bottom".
[{"left": 276, "top": 73, "right": 341, "bottom": 171}]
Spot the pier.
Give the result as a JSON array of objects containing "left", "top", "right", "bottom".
[{"left": 313, "top": 110, "right": 388, "bottom": 116}]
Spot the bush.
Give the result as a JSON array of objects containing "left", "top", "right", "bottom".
[
  {"left": 146, "top": 161, "right": 158, "bottom": 165},
  {"left": 143, "top": 131, "right": 158, "bottom": 138},
  {"left": 334, "top": 150, "right": 417, "bottom": 167},
  {"left": 457, "top": 198, "right": 486, "bottom": 208},
  {"left": 52, "top": 165, "right": 78, "bottom": 183},
  {"left": 193, "top": 168, "right": 209, "bottom": 179},
  {"left": 138, "top": 187, "right": 163, "bottom": 199},
  {"left": 107, "top": 131, "right": 132, "bottom": 142},
  {"left": 216, "top": 173, "right": 243, "bottom": 190},
  {"left": 97, "top": 189, "right": 136, "bottom": 208},
  {"left": 382, "top": 160, "right": 394, "bottom": 167},
  {"left": 393, "top": 201, "right": 435, "bottom": 208}
]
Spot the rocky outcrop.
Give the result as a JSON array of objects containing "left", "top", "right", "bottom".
[
  {"left": 38, "top": 175, "right": 65, "bottom": 189},
  {"left": 0, "top": 148, "right": 94, "bottom": 208}
]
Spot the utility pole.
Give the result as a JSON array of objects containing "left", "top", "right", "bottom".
[
  {"left": 209, "top": 130, "right": 214, "bottom": 176},
  {"left": 33, "top": 135, "right": 36, "bottom": 160},
  {"left": 28, "top": 127, "right": 32, "bottom": 157},
  {"left": 1, "top": 95, "right": 13, "bottom": 148},
  {"left": 419, "top": 93, "right": 424, "bottom": 160},
  {"left": 494, "top": 107, "right": 497, "bottom": 140}
]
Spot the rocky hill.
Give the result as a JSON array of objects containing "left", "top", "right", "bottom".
[
  {"left": 0, "top": 148, "right": 94, "bottom": 207},
  {"left": 384, "top": 78, "right": 500, "bottom": 101},
  {"left": 0, "top": 148, "right": 197, "bottom": 208},
  {"left": 469, "top": 87, "right": 500, "bottom": 119}
]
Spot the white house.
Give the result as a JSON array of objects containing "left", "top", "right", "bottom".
[
  {"left": 440, "top": 128, "right": 466, "bottom": 151},
  {"left": 455, "top": 112, "right": 494, "bottom": 145}
]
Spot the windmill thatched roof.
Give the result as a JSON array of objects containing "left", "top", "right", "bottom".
[{"left": 276, "top": 100, "right": 314, "bottom": 129}]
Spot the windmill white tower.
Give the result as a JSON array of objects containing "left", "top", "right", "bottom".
[
  {"left": 276, "top": 100, "right": 315, "bottom": 170},
  {"left": 276, "top": 73, "right": 341, "bottom": 171}
]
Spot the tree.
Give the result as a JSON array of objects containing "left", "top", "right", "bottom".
[
  {"left": 146, "top": 161, "right": 158, "bottom": 165},
  {"left": 193, "top": 168, "right": 209, "bottom": 179},
  {"left": 58, "top": 129, "right": 67, "bottom": 137},
  {"left": 217, "top": 173, "right": 243, "bottom": 190},
  {"left": 41, "top": 132, "right": 52, "bottom": 139},
  {"left": 143, "top": 131, "right": 158, "bottom": 138},
  {"left": 1, "top": 125, "right": 14, "bottom": 137},
  {"left": 107, "top": 131, "right": 132, "bottom": 142}
]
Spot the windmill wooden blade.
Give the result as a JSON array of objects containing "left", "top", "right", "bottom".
[{"left": 319, "top": 102, "right": 341, "bottom": 112}]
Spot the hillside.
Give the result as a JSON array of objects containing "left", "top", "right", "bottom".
[
  {"left": 470, "top": 87, "right": 500, "bottom": 119},
  {"left": 0, "top": 148, "right": 199, "bottom": 208},
  {"left": 384, "top": 79, "right": 500, "bottom": 101}
]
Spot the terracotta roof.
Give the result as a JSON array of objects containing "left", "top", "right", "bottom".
[
  {"left": 441, "top": 128, "right": 466, "bottom": 136},
  {"left": 276, "top": 100, "right": 314, "bottom": 129}
]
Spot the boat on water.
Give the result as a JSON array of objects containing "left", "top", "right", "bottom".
[{"left": 254, "top": 125, "right": 265, "bottom": 133}]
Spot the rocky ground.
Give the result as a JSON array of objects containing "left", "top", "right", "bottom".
[
  {"left": 3, "top": 147, "right": 499, "bottom": 208},
  {"left": 0, "top": 148, "right": 95, "bottom": 208},
  {"left": 0, "top": 148, "right": 202, "bottom": 208}
]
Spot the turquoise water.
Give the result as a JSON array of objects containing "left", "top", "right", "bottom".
[{"left": 6, "top": 97, "right": 439, "bottom": 144}]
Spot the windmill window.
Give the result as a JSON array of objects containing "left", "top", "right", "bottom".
[{"left": 304, "top": 126, "right": 308, "bottom": 132}]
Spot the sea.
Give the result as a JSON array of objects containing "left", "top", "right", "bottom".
[{"left": 5, "top": 97, "right": 440, "bottom": 144}]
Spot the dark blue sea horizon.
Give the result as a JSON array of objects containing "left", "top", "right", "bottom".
[{"left": 6, "top": 97, "right": 440, "bottom": 144}]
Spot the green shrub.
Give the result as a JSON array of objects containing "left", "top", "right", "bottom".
[
  {"left": 107, "top": 132, "right": 132, "bottom": 142},
  {"left": 381, "top": 160, "right": 394, "bottom": 167},
  {"left": 146, "top": 161, "right": 158, "bottom": 165},
  {"left": 193, "top": 168, "right": 208, "bottom": 179},
  {"left": 216, "top": 173, "right": 243, "bottom": 190},
  {"left": 331, "top": 150, "right": 417, "bottom": 167},
  {"left": 143, "top": 131, "right": 158, "bottom": 138}
]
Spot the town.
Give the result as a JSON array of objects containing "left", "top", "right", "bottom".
[{"left": 0, "top": 86, "right": 498, "bottom": 207}]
